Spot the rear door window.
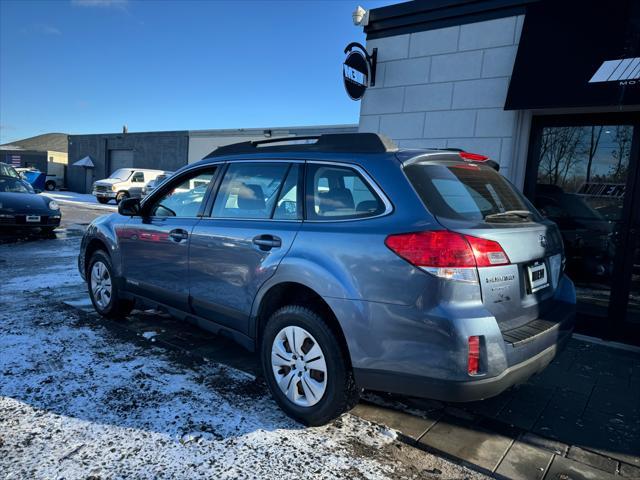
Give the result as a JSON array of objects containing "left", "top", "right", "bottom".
[{"left": 405, "top": 162, "right": 537, "bottom": 222}]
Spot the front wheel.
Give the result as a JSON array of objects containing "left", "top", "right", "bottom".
[
  {"left": 260, "top": 305, "right": 359, "bottom": 426},
  {"left": 115, "top": 191, "right": 129, "bottom": 204},
  {"left": 87, "top": 250, "right": 134, "bottom": 319},
  {"left": 96, "top": 197, "right": 109, "bottom": 204},
  {"left": 45, "top": 180, "right": 56, "bottom": 191}
]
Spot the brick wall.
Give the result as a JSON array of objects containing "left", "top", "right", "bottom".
[{"left": 360, "top": 15, "right": 525, "bottom": 182}]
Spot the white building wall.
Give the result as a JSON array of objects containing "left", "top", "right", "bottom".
[{"left": 360, "top": 15, "right": 526, "bottom": 184}]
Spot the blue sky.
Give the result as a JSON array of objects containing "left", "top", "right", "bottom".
[{"left": 0, "top": 0, "right": 393, "bottom": 144}]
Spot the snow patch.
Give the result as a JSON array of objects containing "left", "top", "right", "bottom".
[
  {"left": 41, "top": 191, "right": 117, "bottom": 211},
  {"left": 0, "top": 303, "right": 403, "bottom": 479}
]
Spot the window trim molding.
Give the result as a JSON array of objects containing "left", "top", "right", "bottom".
[{"left": 165, "top": 158, "right": 394, "bottom": 223}]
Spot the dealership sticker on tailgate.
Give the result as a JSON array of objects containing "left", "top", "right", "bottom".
[
  {"left": 26, "top": 215, "right": 41, "bottom": 223},
  {"left": 528, "top": 261, "right": 548, "bottom": 293}
]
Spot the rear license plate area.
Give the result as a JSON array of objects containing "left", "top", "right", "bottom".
[
  {"left": 527, "top": 261, "right": 549, "bottom": 293},
  {"left": 26, "top": 215, "right": 41, "bottom": 223}
]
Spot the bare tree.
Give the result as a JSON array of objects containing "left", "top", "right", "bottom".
[
  {"left": 611, "top": 125, "right": 632, "bottom": 180},
  {"left": 585, "top": 126, "right": 604, "bottom": 183},
  {"left": 538, "top": 126, "right": 582, "bottom": 188}
]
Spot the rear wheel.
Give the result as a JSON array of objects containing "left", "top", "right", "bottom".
[
  {"left": 115, "top": 191, "right": 129, "bottom": 204},
  {"left": 260, "top": 305, "right": 359, "bottom": 426},
  {"left": 87, "top": 250, "right": 134, "bottom": 319},
  {"left": 97, "top": 197, "right": 109, "bottom": 204},
  {"left": 45, "top": 180, "right": 56, "bottom": 191}
]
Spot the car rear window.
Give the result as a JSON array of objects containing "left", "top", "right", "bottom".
[{"left": 404, "top": 162, "right": 534, "bottom": 222}]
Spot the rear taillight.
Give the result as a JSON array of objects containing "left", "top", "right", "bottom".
[
  {"left": 384, "top": 231, "right": 509, "bottom": 282},
  {"left": 468, "top": 336, "right": 481, "bottom": 375},
  {"left": 384, "top": 231, "right": 475, "bottom": 268},
  {"left": 465, "top": 235, "right": 509, "bottom": 267},
  {"left": 459, "top": 151, "right": 489, "bottom": 161}
]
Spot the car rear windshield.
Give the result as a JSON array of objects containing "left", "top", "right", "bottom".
[{"left": 404, "top": 162, "right": 535, "bottom": 222}]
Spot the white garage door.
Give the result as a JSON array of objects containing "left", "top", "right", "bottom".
[{"left": 108, "top": 150, "right": 134, "bottom": 176}]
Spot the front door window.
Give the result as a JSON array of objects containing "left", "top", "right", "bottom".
[{"left": 150, "top": 170, "right": 215, "bottom": 218}]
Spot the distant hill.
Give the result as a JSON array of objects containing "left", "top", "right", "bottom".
[{"left": 0, "top": 133, "right": 68, "bottom": 153}]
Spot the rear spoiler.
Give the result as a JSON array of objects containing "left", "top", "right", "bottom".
[{"left": 442, "top": 148, "right": 500, "bottom": 171}]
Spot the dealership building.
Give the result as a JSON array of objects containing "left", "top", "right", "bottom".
[{"left": 354, "top": 0, "right": 639, "bottom": 340}]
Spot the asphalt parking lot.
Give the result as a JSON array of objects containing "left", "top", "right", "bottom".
[{"left": 1, "top": 200, "right": 639, "bottom": 479}]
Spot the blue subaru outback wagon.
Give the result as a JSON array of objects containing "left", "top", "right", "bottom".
[{"left": 79, "top": 133, "right": 575, "bottom": 425}]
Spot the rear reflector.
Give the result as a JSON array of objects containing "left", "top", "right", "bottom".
[
  {"left": 468, "top": 336, "right": 480, "bottom": 375},
  {"left": 384, "top": 231, "right": 510, "bottom": 269},
  {"left": 459, "top": 151, "right": 489, "bottom": 161}
]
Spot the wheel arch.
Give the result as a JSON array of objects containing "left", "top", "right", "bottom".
[
  {"left": 252, "top": 281, "right": 353, "bottom": 368},
  {"left": 84, "top": 238, "right": 110, "bottom": 275}
]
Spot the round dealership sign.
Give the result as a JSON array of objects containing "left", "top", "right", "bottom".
[{"left": 343, "top": 47, "right": 370, "bottom": 101}]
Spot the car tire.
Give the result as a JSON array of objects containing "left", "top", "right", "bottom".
[
  {"left": 87, "top": 250, "right": 134, "bottom": 319},
  {"left": 97, "top": 197, "right": 109, "bottom": 204},
  {"left": 260, "top": 305, "right": 359, "bottom": 426},
  {"left": 45, "top": 180, "right": 56, "bottom": 191},
  {"left": 116, "top": 191, "right": 129, "bottom": 204},
  {"left": 41, "top": 226, "right": 57, "bottom": 235}
]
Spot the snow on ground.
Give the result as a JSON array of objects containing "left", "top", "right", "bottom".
[
  {"left": 41, "top": 191, "right": 117, "bottom": 211},
  {"left": 0, "top": 307, "right": 402, "bottom": 479},
  {"left": 0, "top": 225, "right": 488, "bottom": 480}
]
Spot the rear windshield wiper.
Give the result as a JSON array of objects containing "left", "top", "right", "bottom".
[{"left": 484, "top": 210, "right": 532, "bottom": 221}]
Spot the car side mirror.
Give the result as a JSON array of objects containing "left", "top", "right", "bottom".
[{"left": 118, "top": 197, "right": 141, "bottom": 216}]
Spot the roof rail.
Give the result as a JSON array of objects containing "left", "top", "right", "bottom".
[{"left": 204, "top": 133, "right": 398, "bottom": 158}]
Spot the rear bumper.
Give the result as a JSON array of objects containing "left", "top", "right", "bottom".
[
  {"left": 345, "top": 275, "right": 576, "bottom": 402},
  {"left": 0, "top": 217, "right": 61, "bottom": 229},
  {"left": 354, "top": 324, "right": 572, "bottom": 402}
]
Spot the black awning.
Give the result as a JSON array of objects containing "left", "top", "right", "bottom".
[{"left": 505, "top": 0, "right": 640, "bottom": 110}]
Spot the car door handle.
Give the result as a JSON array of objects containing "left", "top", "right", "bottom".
[
  {"left": 169, "top": 228, "right": 189, "bottom": 242},
  {"left": 252, "top": 234, "right": 282, "bottom": 250}
]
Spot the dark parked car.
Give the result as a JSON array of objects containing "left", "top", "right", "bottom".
[
  {"left": 0, "top": 175, "right": 61, "bottom": 233},
  {"left": 535, "top": 184, "right": 621, "bottom": 280},
  {"left": 78, "top": 134, "right": 575, "bottom": 425},
  {"left": 141, "top": 172, "right": 173, "bottom": 198}
]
